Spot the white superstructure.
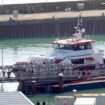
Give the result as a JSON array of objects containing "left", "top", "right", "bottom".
[{"left": 28, "top": 15, "right": 105, "bottom": 69}]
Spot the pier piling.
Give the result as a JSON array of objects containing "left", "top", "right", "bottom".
[
  {"left": 58, "top": 73, "right": 64, "bottom": 92},
  {"left": 21, "top": 80, "right": 26, "bottom": 94},
  {"left": 30, "top": 81, "right": 37, "bottom": 95}
]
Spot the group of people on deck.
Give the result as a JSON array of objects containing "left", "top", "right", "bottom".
[
  {"left": 73, "top": 69, "right": 91, "bottom": 79},
  {"left": 0, "top": 69, "right": 12, "bottom": 79}
]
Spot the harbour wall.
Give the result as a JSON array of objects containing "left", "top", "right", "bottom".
[{"left": 0, "top": 16, "right": 105, "bottom": 39}]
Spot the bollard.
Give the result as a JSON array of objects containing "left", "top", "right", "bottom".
[
  {"left": 31, "top": 81, "right": 37, "bottom": 95},
  {"left": 72, "top": 89, "right": 77, "bottom": 101},
  {"left": 21, "top": 80, "right": 26, "bottom": 94},
  {"left": 58, "top": 72, "right": 64, "bottom": 92}
]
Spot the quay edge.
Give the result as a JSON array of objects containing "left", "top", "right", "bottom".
[{"left": 0, "top": 11, "right": 105, "bottom": 39}]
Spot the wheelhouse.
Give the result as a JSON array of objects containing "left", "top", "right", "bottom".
[{"left": 52, "top": 39, "right": 95, "bottom": 51}]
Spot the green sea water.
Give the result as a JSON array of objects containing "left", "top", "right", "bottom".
[
  {"left": 29, "top": 88, "right": 105, "bottom": 105},
  {"left": 0, "top": 35, "right": 105, "bottom": 104}
]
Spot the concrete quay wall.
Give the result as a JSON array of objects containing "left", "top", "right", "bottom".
[{"left": 0, "top": 10, "right": 105, "bottom": 39}]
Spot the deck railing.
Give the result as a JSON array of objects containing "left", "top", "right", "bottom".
[{"left": 0, "top": 64, "right": 105, "bottom": 82}]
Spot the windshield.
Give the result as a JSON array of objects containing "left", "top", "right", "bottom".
[
  {"left": 52, "top": 43, "right": 92, "bottom": 50},
  {"left": 52, "top": 44, "right": 72, "bottom": 50}
]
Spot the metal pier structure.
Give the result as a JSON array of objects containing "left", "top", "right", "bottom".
[
  {"left": 0, "top": 63, "right": 105, "bottom": 83},
  {"left": 0, "top": 63, "right": 105, "bottom": 94},
  {"left": 0, "top": 64, "right": 73, "bottom": 82}
]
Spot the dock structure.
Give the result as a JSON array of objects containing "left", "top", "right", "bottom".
[
  {"left": 0, "top": 92, "right": 34, "bottom": 105},
  {"left": 0, "top": 63, "right": 74, "bottom": 83},
  {"left": 0, "top": 63, "right": 105, "bottom": 83},
  {"left": 55, "top": 93, "right": 105, "bottom": 105},
  {"left": 0, "top": 0, "right": 105, "bottom": 39},
  {"left": 0, "top": 62, "right": 105, "bottom": 95},
  {"left": 0, "top": 0, "right": 105, "bottom": 15},
  {"left": 0, "top": 9, "right": 105, "bottom": 39},
  {"left": 0, "top": 63, "right": 105, "bottom": 94},
  {"left": 0, "top": 10, "right": 105, "bottom": 22}
]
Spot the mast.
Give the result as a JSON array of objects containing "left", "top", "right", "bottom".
[{"left": 73, "top": 14, "right": 85, "bottom": 39}]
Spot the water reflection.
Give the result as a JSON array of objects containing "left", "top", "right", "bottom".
[{"left": 0, "top": 45, "right": 52, "bottom": 65}]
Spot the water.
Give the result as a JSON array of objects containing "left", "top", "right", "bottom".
[
  {"left": 0, "top": 35, "right": 105, "bottom": 103},
  {"left": 29, "top": 88, "right": 105, "bottom": 105},
  {"left": 0, "top": 36, "right": 105, "bottom": 66},
  {"left": 0, "top": 38, "right": 53, "bottom": 65}
]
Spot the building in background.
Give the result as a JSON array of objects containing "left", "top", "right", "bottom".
[{"left": 0, "top": 0, "right": 105, "bottom": 14}]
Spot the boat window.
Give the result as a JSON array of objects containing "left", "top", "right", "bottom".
[
  {"left": 60, "top": 44, "right": 72, "bottom": 50},
  {"left": 84, "top": 43, "right": 92, "bottom": 49},
  {"left": 72, "top": 43, "right": 92, "bottom": 51},
  {"left": 52, "top": 44, "right": 59, "bottom": 49},
  {"left": 59, "top": 44, "right": 65, "bottom": 49},
  {"left": 71, "top": 59, "right": 84, "bottom": 64},
  {"left": 79, "top": 44, "right": 84, "bottom": 50},
  {"left": 73, "top": 44, "right": 80, "bottom": 50},
  {"left": 53, "top": 44, "right": 72, "bottom": 50}
]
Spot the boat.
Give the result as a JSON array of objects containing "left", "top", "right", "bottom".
[
  {"left": 27, "top": 15, "right": 105, "bottom": 71},
  {"left": 13, "top": 15, "right": 105, "bottom": 93}
]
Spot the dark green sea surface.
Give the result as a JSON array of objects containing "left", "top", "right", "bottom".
[{"left": 29, "top": 88, "right": 105, "bottom": 105}]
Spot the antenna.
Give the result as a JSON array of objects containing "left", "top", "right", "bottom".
[
  {"left": 92, "top": 17, "right": 96, "bottom": 37},
  {"left": 73, "top": 14, "right": 86, "bottom": 39}
]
